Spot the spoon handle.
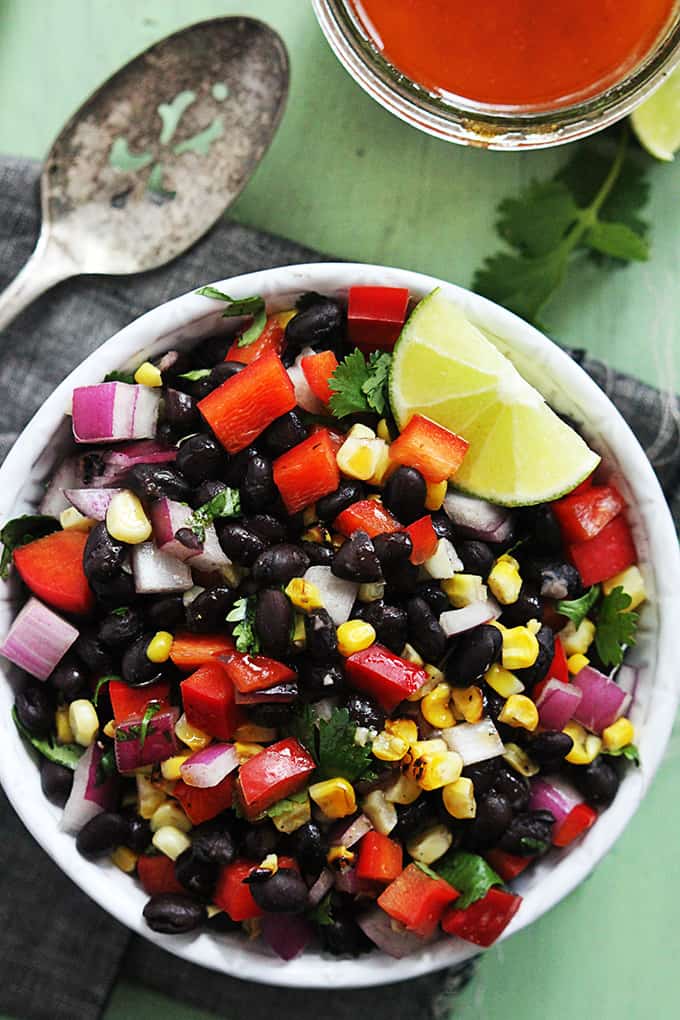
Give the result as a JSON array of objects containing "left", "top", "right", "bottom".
[{"left": 0, "top": 232, "right": 76, "bottom": 333}]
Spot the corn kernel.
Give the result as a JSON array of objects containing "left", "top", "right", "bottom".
[
  {"left": 413, "top": 750, "right": 463, "bottom": 790},
  {"left": 423, "top": 538, "right": 462, "bottom": 580},
  {"left": 602, "top": 716, "right": 635, "bottom": 752},
  {"left": 134, "top": 361, "right": 163, "bottom": 387},
  {"left": 422, "top": 683, "right": 455, "bottom": 728},
  {"left": 103, "top": 719, "right": 116, "bottom": 739},
  {"left": 146, "top": 630, "right": 173, "bottom": 663},
  {"left": 501, "top": 626, "right": 539, "bottom": 670},
  {"left": 372, "top": 730, "right": 409, "bottom": 762},
  {"left": 285, "top": 577, "right": 324, "bottom": 611},
  {"left": 385, "top": 718, "right": 419, "bottom": 744},
  {"left": 349, "top": 423, "right": 376, "bottom": 440},
  {"left": 160, "top": 753, "right": 192, "bottom": 781},
  {"left": 451, "top": 685, "right": 484, "bottom": 724},
  {"left": 151, "top": 801, "right": 192, "bottom": 833},
  {"left": 407, "top": 823, "right": 453, "bottom": 864},
  {"left": 302, "top": 505, "right": 318, "bottom": 526},
  {"left": 560, "top": 618, "right": 596, "bottom": 656},
  {"left": 367, "top": 440, "right": 391, "bottom": 486},
  {"left": 336, "top": 432, "right": 385, "bottom": 481},
  {"left": 526, "top": 618, "right": 541, "bottom": 636},
  {"left": 485, "top": 662, "right": 525, "bottom": 698},
  {"left": 327, "top": 845, "right": 356, "bottom": 869},
  {"left": 152, "top": 824, "right": 191, "bottom": 861},
  {"left": 275, "top": 309, "right": 297, "bottom": 328},
  {"left": 55, "top": 705, "right": 74, "bottom": 744},
  {"left": 409, "top": 738, "right": 448, "bottom": 758},
  {"left": 563, "top": 720, "right": 602, "bottom": 764},
  {"left": 111, "top": 846, "right": 138, "bottom": 873},
  {"left": 136, "top": 774, "right": 166, "bottom": 819},
  {"left": 376, "top": 418, "right": 393, "bottom": 442},
  {"left": 442, "top": 574, "right": 487, "bottom": 608},
  {"left": 302, "top": 525, "right": 332, "bottom": 545},
  {"left": 503, "top": 742, "right": 540, "bottom": 777},
  {"left": 337, "top": 619, "right": 376, "bottom": 656},
  {"left": 384, "top": 772, "right": 422, "bottom": 805},
  {"left": 425, "top": 480, "right": 448, "bottom": 511},
  {"left": 175, "top": 713, "right": 212, "bottom": 751},
  {"left": 235, "top": 742, "right": 264, "bottom": 763},
  {"left": 309, "top": 777, "right": 357, "bottom": 819},
  {"left": 271, "top": 794, "right": 311, "bottom": 834},
  {"left": 68, "top": 699, "right": 99, "bottom": 747},
  {"left": 602, "top": 565, "right": 646, "bottom": 610},
  {"left": 106, "top": 490, "right": 152, "bottom": 544},
  {"left": 400, "top": 643, "right": 424, "bottom": 665},
  {"left": 498, "top": 694, "right": 539, "bottom": 731},
  {"left": 488, "top": 554, "right": 522, "bottom": 604},
  {"left": 406, "top": 664, "right": 443, "bottom": 702},
  {"left": 568, "top": 653, "right": 590, "bottom": 675},
  {"left": 358, "top": 581, "right": 385, "bottom": 603},
  {"left": 362, "top": 789, "right": 398, "bottom": 834},
  {"left": 59, "top": 507, "right": 95, "bottom": 532},
  {"left": 234, "top": 723, "right": 278, "bottom": 743},
  {"left": 291, "top": 613, "right": 306, "bottom": 649},
  {"left": 442, "top": 777, "right": 477, "bottom": 819}
]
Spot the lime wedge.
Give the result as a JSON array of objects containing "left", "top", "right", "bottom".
[
  {"left": 389, "top": 289, "right": 600, "bottom": 506},
  {"left": 631, "top": 66, "right": 680, "bottom": 161}
]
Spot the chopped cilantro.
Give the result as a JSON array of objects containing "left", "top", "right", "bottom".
[
  {"left": 12, "top": 707, "right": 84, "bottom": 770},
  {"left": 93, "top": 675, "right": 117, "bottom": 707},
  {"left": 557, "top": 585, "right": 600, "bottom": 628},
  {"left": 178, "top": 368, "right": 211, "bottom": 381},
  {"left": 185, "top": 487, "right": 240, "bottom": 543},
  {"left": 602, "top": 743, "right": 641, "bottom": 766},
  {"left": 308, "top": 892, "right": 333, "bottom": 926},
  {"left": 328, "top": 350, "right": 392, "bottom": 418},
  {"left": 290, "top": 703, "right": 318, "bottom": 760},
  {"left": 520, "top": 836, "right": 550, "bottom": 853},
  {"left": 104, "top": 370, "right": 136, "bottom": 384},
  {"left": 0, "top": 514, "right": 60, "bottom": 580},
  {"left": 195, "top": 286, "right": 266, "bottom": 347},
  {"left": 226, "top": 596, "right": 260, "bottom": 655},
  {"left": 317, "top": 707, "right": 376, "bottom": 783},
  {"left": 138, "top": 702, "right": 162, "bottom": 750},
  {"left": 595, "top": 585, "right": 639, "bottom": 667},
  {"left": 435, "top": 850, "right": 502, "bottom": 909}
]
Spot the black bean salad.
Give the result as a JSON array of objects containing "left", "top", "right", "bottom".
[{"left": 0, "top": 284, "right": 644, "bottom": 959}]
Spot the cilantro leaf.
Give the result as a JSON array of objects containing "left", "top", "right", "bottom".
[
  {"left": 266, "top": 790, "right": 309, "bottom": 819},
  {"left": 585, "top": 221, "right": 649, "bottom": 261},
  {"left": 308, "top": 892, "right": 333, "bottom": 926},
  {"left": 362, "top": 352, "right": 392, "bottom": 415},
  {"left": 93, "top": 675, "right": 117, "bottom": 707},
  {"left": 317, "top": 707, "right": 375, "bottom": 783},
  {"left": 435, "top": 850, "right": 502, "bottom": 909},
  {"left": 328, "top": 349, "right": 392, "bottom": 418},
  {"left": 497, "top": 179, "right": 580, "bottom": 258},
  {"left": 139, "top": 702, "right": 162, "bottom": 750},
  {"left": 226, "top": 596, "right": 260, "bottom": 655},
  {"left": 185, "top": 487, "right": 240, "bottom": 543},
  {"left": 104, "top": 370, "right": 136, "bottom": 384},
  {"left": 557, "top": 585, "right": 600, "bottom": 628},
  {"left": 595, "top": 585, "right": 638, "bottom": 667},
  {"left": 0, "top": 514, "right": 60, "bottom": 580},
  {"left": 237, "top": 305, "right": 267, "bottom": 347},
  {"left": 520, "top": 836, "right": 550, "bottom": 853},
  {"left": 196, "top": 287, "right": 266, "bottom": 347},
  {"left": 178, "top": 368, "right": 211, "bottom": 381},
  {"left": 602, "top": 742, "right": 641, "bottom": 766},
  {"left": 12, "top": 707, "right": 84, "bottom": 770},
  {"left": 473, "top": 247, "right": 567, "bottom": 325},
  {"left": 290, "top": 703, "right": 318, "bottom": 760}
]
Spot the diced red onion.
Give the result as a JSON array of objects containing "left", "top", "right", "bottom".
[
  {"left": 40, "top": 457, "right": 82, "bottom": 516},
  {"left": 572, "top": 665, "right": 632, "bottom": 734},
  {"left": 288, "top": 348, "right": 326, "bottom": 414},
  {"left": 357, "top": 907, "right": 434, "bottom": 958},
  {"left": 441, "top": 719, "right": 505, "bottom": 765},
  {"left": 114, "top": 707, "right": 180, "bottom": 772},
  {"left": 262, "top": 914, "right": 313, "bottom": 961},
  {"left": 179, "top": 743, "right": 239, "bottom": 788},
  {"left": 72, "top": 382, "right": 160, "bottom": 444},
  {"left": 76, "top": 441, "right": 177, "bottom": 488},
  {"left": 329, "top": 813, "right": 373, "bottom": 847},
  {"left": 65, "top": 487, "right": 123, "bottom": 521},
  {"left": 334, "top": 866, "right": 360, "bottom": 895},
  {"left": 439, "top": 598, "right": 501, "bottom": 637},
  {"left": 529, "top": 777, "right": 581, "bottom": 827},
  {"left": 157, "top": 351, "right": 182, "bottom": 373},
  {"left": 151, "top": 498, "right": 198, "bottom": 561},
  {"left": 0, "top": 597, "right": 79, "bottom": 681},
  {"left": 535, "top": 679, "right": 583, "bottom": 731},
  {"left": 307, "top": 868, "right": 334, "bottom": 906},
  {"left": 443, "top": 490, "right": 513, "bottom": 542},
  {"left": 233, "top": 682, "right": 299, "bottom": 704},
  {"left": 190, "top": 526, "right": 232, "bottom": 573},
  {"left": 131, "top": 541, "right": 193, "bottom": 594},
  {"left": 303, "top": 566, "right": 359, "bottom": 626},
  {"left": 61, "top": 742, "right": 119, "bottom": 833}
]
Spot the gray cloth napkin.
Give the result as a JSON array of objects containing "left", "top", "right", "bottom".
[{"left": 0, "top": 154, "right": 678, "bottom": 1020}]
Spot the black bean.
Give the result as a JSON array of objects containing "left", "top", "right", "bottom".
[
  {"left": 162, "top": 387, "right": 198, "bottom": 427},
  {"left": 332, "top": 530, "right": 382, "bottom": 583},
  {"left": 48, "top": 658, "right": 88, "bottom": 702},
  {"left": 249, "top": 703, "right": 292, "bottom": 729},
  {"left": 73, "top": 631, "right": 115, "bottom": 675},
  {"left": 430, "top": 510, "right": 455, "bottom": 542},
  {"left": 251, "top": 544, "right": 310, "bottom": 586},
  {"left": 83, "top": 522, "right": 125, "bottom": 582},
  {"left": 530, "top": 507, "right": 563, "bottom": 553},
  {"left": 446, "top": 624, "right": 503, "bottom": 686},
  {"left": 174, "top": 848, "right": 218, "bottom": 899},
  {"left": 123, "top": 813, "right": 152, "bottom": 854},
  {"left": 319, "top": 904, "right": 371, "bottom": 956},
  {"left": 194, "top": 334, "right": 232, "bottom": 366},
  {"left": 373, "top": 531, "right": 413, "bottom": 567},
  {"left": 284, "top": 297, "right": 343, "bottom": 349},
  {"left": 301, "top": 540, "right": 334, "bottom": 566},
  {"left": 355, "top": 601, "right": 407, "bottom": 654},
  {"left": 247, "top": 514, "right": 287, "bottom": 546},
  {"left": 191, "top": 361, "right": 245, "bottom": 400},
  {"left": 526, "top": 560, "right": 583, "bottom": 601},
  {"left": 255, "top": 589, "right": 293, "bottom": 658},
  {"left": 175, "top": 528, "right": 203, "bottom": 552},
  {"left": 345, "top": 693, "right": 385, "bottom": 732},
  {"left": 500, "top": 582, "right": 544, "bottom": 627},
  {"left": 383, "top": 467, "right": 426, "bottom": 525},
  {"left": 456, "top": 540, "right": 494, "bottom": 579},
  {"left": 498, "top": 810, "right": 555, "bottom": 856},
  {"left": 261, "top": 411, "right": 308, "bottom": 458},
  {"left": 284, "top": 821, "right": 327, "bottom": 875},
  {"left": 241, "top": 453, "right": 275, "bottom": 512},
  {"left": 222, "top": 448, "right": 253, "bottom": 488},
  {"left": 464, "top": 792, "right": 512, "bottom": 850},
  {"left": 417, "top": 581, "right": 451, "bottom": 618},
  {"left": 382, "top": 557, "right": 419, "bottom": 596},
  {"left": 186, "top": 586, "right": 236, "bottom": 633},
  {"left": 245, "top": 868, "right": 308, "bottom": 914},
  {"left": 482, "top": 685, "right": 506, "bottom": 728},
  {"left": 490, "top": 766, "right": 530, "bottom": 812},
  {"left": 462, "top": 758, "right": 502, "bottom": 798},
  {"left": 304, "top": 609, "right": 338, "bottom": 662},
  {"left": 240, "top": 823, "right": 280, "bottom": 861},
  {"left": 316, "top": 480, "right": 366, "bottom": 523},
  {"left": 122, "top": 633, "right": 166, "bottom": 687},
  {"left": 190, "top": 824, "right": 237, "bottom": 866},
  {"left": 40, "top": 759, "right": 73, "bottom": 806},
  {"left": 299, "top": 660, "right": 345, "bottom": 701},
  {"left": 406, "top": 597, "right": 447, "bottom": 663},
  {"left": 527, "top": 731, "right": 574, "bottom": 771},
  {"left": 193, "top": 479, "right": 227, "bottom": 508},
  {"left": 76, "top": 812, "right": 128, "bottom": 859},
  {"left": 89, "top": 569, "right": 137, "bottom": 607},
  {"left": 144, "top": 595, "right": 186, "bottom": 631},
  {"left": 207, "top": 912, "right": 240, "bottom": 933},
  {"left": 175, "top": 434, "right": 227, "bottom": 484},
  {"left": 514, "top": 625, "right": 555, "bottom": 690},
  {"left": 98, "top": 606, "right": 144, "bottom": 647},
  {"left": 216, "top": 521, "right": 267, "bottom": 566},
  {"left": 571, "top": 757, "right": 620, "bottom": 807},
  {"left": 123, "top": 464, "right": 191, "bottom": 504},
  {"left": 143, "top": 894, "right": 207, "bottom": 934},
  {"left": 393, "top": 799, "right": 437, "bottom": 842}
]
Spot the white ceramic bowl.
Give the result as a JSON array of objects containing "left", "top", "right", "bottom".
[{"left": 0, "top": 263, "right": 678, "bottom": 988}]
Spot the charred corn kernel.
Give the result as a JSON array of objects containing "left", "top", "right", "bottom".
[
  {"left": 309, "top": 777, "right": 357, "bottom": 819},
  {"left": 560, "top": 618, "right": 596, "bottom": 656},
  {"left": 258, "top": 853, "right": 279, "bottom": 876},
  {"left": 106, "top": 490, "right": 152, "bottom": 544},
  {"left": 160, "top": 753, "right": 192, "bottom": 781},
  {"left": 234, "top": 723, "right": 277, "bottom": 743},
  {"left": 602, "top": 716, "right": 635, "bottom": 752},
  {"left": 151, "top": 801, "right": 192, "bottom": 833},
  {"left": 362, "top": 789, "right": 398, "bottom": 834},
  {"left": 302, "top": 524, "right": 332, "bottom": 545},
  {"left": 285, "top": 577, "right": 324, "bottom": 611},
  {"left": 59, "top": 507, "right": 95, "bottom": 532},
  {"left": 136, "top": 774, "right": 166, "bottom": 819},
  {"left": 568, "top": 653, "right": 590, "bottom": 675},
  {"left": 337, "top": 619, "right": 376, "bottom": 656},
  {"left": 451, "top": 685, "right": 484, "bottom": 724},
  {"left": 414, "top": 750, "right": 463, "bottom": 790},
  {"left": 367, "top": 440, "right": 391, "bottom": 486},
  {"left": 499, "top": 694, "right": 539, "bottom": 731},
  {"left": 442, "top": 574, "right": 487, "bottom": 608},
  {"left": 358, "top": 581, "right": 385, "bottom": 603},
  {"left": 442, "top": 777, "right": 477, "bottom": 819},
  {"left": 152, "top": 824, "right": 191, "bottom": 861},
  {"left": 175, "top": 713, "right": 211, "bottom": 751},
  {"left": 384, "top": 772, "right": 422, "bottom": 805},
  {"left": 488, "top": 554, "right": 522, "bottom": 605},
  {"left": 563, "top": 721, "right": 602, "bottom": 764},
  {"left": 407, "top": 824, "right": 453, "bottom": 865},
  {"left": 134, "top": 361, "right": 163, "bottom": 387},
  {"left": 400, "top": 642, "right": 424, "bottom": 665},
  {"left": 372, "top": 730, "right": 409, "bottom": 762},
  {"left": 501, "top": 626, "right": 539, "bottom": 671},
  {"left": 146, "top": 630, "right": 173, "bottom": 663},
  {"left": 68, "top": 699, "right": 99, "bottom": 747},
  {"left": 111, "top": 845, "right": 138, "bottom": 873},
  {"left": 55, "top": 706, "right": 74, "bottom": 744},
  {"left": 376, "top": 418, "right": 392, "bottom": 442},
  {"left": 327, "top": 845, "right": 356, "bottom": 869},
  {"left": 385, "top": 717, "right": 419, "bottom": 745},
  {"left": 602, "top": 565, "right": 646, "bottom": 610},
  {"left": 206, "top": 905, "right": 223, "bottom": 920},
  {"left": 103, "top": 718, "right": 117, "bottom": 740},
  {"left": 302, "top": 505, "right": 318, "bottom": 526},
  {"left": 409, "top": 738, "right": 448, "bottom": 758},
  {"left": 422, "top": 683, "right": 455, "bottom": 728},
  {"left": 235, "top": 742, "right": 264, "bottom": 763},
  {"left": 485, "top": 662, "right": 525, "bottom": 698},
  {"left": 503, "top": 743, "right": 540, "bottom": 777},
  {"left": 271, "top": 794, "right": 311, "bottom": 833},
  {"left": 425, "top": 480, "right": 448, "bottom": 511}
]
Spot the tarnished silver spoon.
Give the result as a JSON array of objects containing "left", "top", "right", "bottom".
[{"left": 0, "top": 17, "right": 289, "bottom": 331}]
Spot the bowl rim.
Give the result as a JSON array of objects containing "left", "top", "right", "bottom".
[{"left": 0, "top": 261, "right": 678, "bottom": 988}]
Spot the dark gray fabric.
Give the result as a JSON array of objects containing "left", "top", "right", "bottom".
[{"left": 0, "top": 154, "right": 678, "bottom": 1020}]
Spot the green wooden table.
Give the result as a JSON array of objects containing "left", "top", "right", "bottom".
[{"left": 1, "top": 2, "right": 679, "bottom": 1018}]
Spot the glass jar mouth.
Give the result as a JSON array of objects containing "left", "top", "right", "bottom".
[{"left": 313, "top": 0, "right": 680, "bottom": 149}]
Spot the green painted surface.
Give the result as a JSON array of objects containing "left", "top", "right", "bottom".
[{"left": 0, "top": 2, "right": 678, "bottom": 1019}]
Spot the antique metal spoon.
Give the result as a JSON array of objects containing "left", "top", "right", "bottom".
[{"left": 0, "top": 17, "right": 289, "bottom": 331}]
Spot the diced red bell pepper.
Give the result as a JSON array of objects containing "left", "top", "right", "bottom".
[
  {"left": 334, "top": 499, "right": 401, "bottom": 539},
  {"left": 137, "top": 854, "right": 185, "bottom": 896},
  {"left": 404, "top": 515, "right": 439, "bottom": 565},
  {"left": 237, "top": 736, "right": 316, "bottom": 818},
  {"left": 441, "top": 887, "right": 522, "bottom": 947},
  {"left": 347, "top": 286, "right": 410, "bottom": 353},
  {"left": 214, "top": 859, "right": 264, "bottom": 921},
  {"left": 108, "top": 679, "right": 170, "bottom": 725},
  {"left": 170, "top": 632, "right": 236, "bottom": 671},
  {"left": 173, "top": 774, "right": 236, "bottom": 825},
  {"left": 378, "top": 863, "right": 459, "bottom": 938},
  {"left": 552, "top": 803, "right": 597, "bottom": 847},
  {"left": 226, "top": 312, "right": 287, "bottom": 365},
  {"left": 533, "top": 637, "right": 569, "bottom": 701},
  {"left": 389, "top": 414, "right": 469, "bottom": 484},
  {"left": 180, "top": 661, "right": 245, "bottom": 741},
  {"left": 552, "top": 485, "right": 625, "bottom": 543},
  {"left": 310, "top": 422, "right": 345, "bottom": 453},
  {"left": 301, "top": 350, "right": 339, "bottom": 405},
  {"left": 198, "top": 352, "right": 296, "bottom": 454},
  {"left": 221, "top": 651, "right": 297, "bottom": 694},
  {"left": 13, "top": 530, "right": 94, "bottom": 616},
  {"left": 345, "top": 644, "right": 428, "bottom": 712},
  {"left": 356, "top": 832, "right": 403, "bottom": 883},
  {"left": 272, "top": 429, "right": 341, "bottom": 514},
  {"left": 485, "top": 849, "right": 530, "bottom": 882},
  {"left": 568, "top": 514, "right": 636, "bottom": 587}
]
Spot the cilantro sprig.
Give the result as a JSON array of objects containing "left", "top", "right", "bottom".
[
  {"left": 435, "top": 850, "right": 503, "bottom": 909},
  {"left": 602, "top": 743, "right": 641, "bottom": 766},
  {"left": 196, "top": 286, "right": 266, "bottom": 347},
  {"left": 185, "top": 487, "right": 240, "bottom": 544},
  {"left": 226, "top": 596, "right": 260, "bottom": 655},
  {"left": 104, "top": 369, "right": 136, "bottom": 384},
  {"left": 12, "top": 707, "right": 84, "bottom": 770},
  {"left": 328, "top": 350, "right": 392, "bottom": 418},
  {"left": 290, "top": 705, "right": 376, "bottom": 784},
  {"left": 557, "top": 585, "right": 600, "bottom": 628},
  {"left": 0, "top": 514, "right": 60, "bottom": 580},
  {"left": 595, "top": 585, "right": 639, "bottom": 667}
]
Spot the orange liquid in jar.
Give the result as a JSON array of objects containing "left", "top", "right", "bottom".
[{"left": 350, "top": 0, "right": 675, "bottom": 107}]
